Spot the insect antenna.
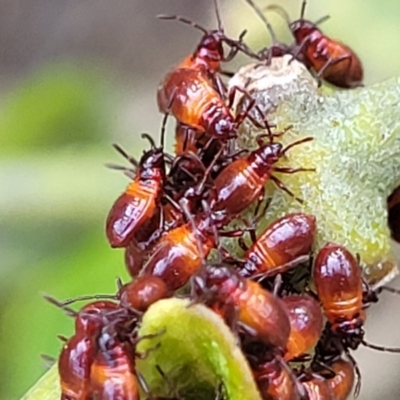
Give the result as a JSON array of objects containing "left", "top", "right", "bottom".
[
  {"left": 141, "top": 133, "right": 157, "bottom": 149},
  {"left": 55, "top": 293, "right": 117, "bottom": 306},
  {"left": 157, "top": 14, "right": 209, "bottom": 35},
  {"left": 265, "top": 5, "right": 292, "bottom": 26},
  {"left": 159, "top": 112, "right": 169, "bottom": 149},
  {"left": 281, "top": 136, "right": 314, "bottom": 156},
  {"left": 112, "top": 143, "right": 139, "bottom": 167},
  {"left": 300, "top": 0, "right": 307, "bottom": 20},
  {"left": 213, "top": 0, "right": 223, "bottom": 32},
  {"left": 244, "top": 0, "right": 278, "bottom": 44},
  {"left": 361, "top": 340, "right": 400, "bottom": 353}
]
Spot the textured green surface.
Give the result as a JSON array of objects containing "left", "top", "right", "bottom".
[
  {"left": 230, "top": 56, "right": 400, "bottom": 286},
  {"left": 137, "top": 298, "right": 261, "bottom": 400}
]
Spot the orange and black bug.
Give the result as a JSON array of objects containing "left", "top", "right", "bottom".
[
  {"left": 314, "top": 243, "right": 400, "bottom": 351},
  {"left": 139, "top": 211, "right": 219, "bottom": 292},
  {"left": 90, "top": 326, "right": 140, "bottom": 400},
  {"left": 282, "top": 294, "right": 323, "bottom": 362},
  {"left": 157, "top": 0, "right": 245, "bottom": 93},
  {"left": 125, "top": 150, "right": 220, "bottom": 279},
  {"left": 243, "top": 340, "right": 305, "bottom": 400},
  {"left": 301, "top": 376, "right": 332, "bottom": 400},
  {"left": 49, "top": 300, "right": 120, "bottom": 400},
  {"left": 327, "top": 359, "right": 355, "bottom": 400},
  {"left": 90, "top": 324, "right": 166, "bottom": 400},
  {"left": 105, "top": 115, "right": 168, "bottom": 248},
  {"left": 158, "top": 66, "right": 271, "bottom": 142},
  {"left": 157, "top": 1, "right": 272, "bottom": 142},
  {"left": 197, "top": 265, "right": 291, "bottom": 349},
  {"left": 313, "top": 243, "right": 400, "bottom": 396},
  {"left": 236, "top": 213, "right": 316, "bottom": 279},
  {"left": 252, "top": 357, "right": 304, "bottom": 400},
  {"left": 313, "top": 243, "right": 364, "bottom": 343},
  {"left": 299, "top": 358, "right": 354, "bottom": 400},
  {"left": 269, "top": 0, "right": 363, "bottom": 88},
  {"left": 212, "top": 133, "right": 314, "bottom": 221}
]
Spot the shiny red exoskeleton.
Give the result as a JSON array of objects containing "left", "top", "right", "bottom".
[
  {"left": 282, "top": 294, "right": 323, "bottom": 361},
  {"left": 300, "top": 359, "right": 355, "bottom": 400},
  {"left": 59, "top": 333, "right": 96, "bottom": 400},
  {"left": 140, "top": 213, "right": 217, "bottom": 292},
  {"left": 289, "top": 0, "right": 363, "bottom": 88},
  {"left": 105, "top": 133, "right": 166, "bottom": 248},
  {"left": 74, "top": 301, "right": 120, "bottom": 335},
  {"left": 118, "top": 276, "right": 171, "bottom": 312},
  {"left": 301, "top": 377, "right": 333, "bottom": 400},
  {"left": 158, "top": 67, "right": 253, "bottom": 140},
  {"left": 238, "top": 213, "right": 316, "bottom": 278},
  {"left": 90, "top": 328, "right": 139, "bottom": 400},
  {"left": 328, "top": 359, "right": 355, "bottom": 400},
  {"left": 158, "top": 0, "right": 242, "bottom": 85},
  {"left": 199, "top": 265, "right": 291, "bottom": 349},
  {"left": 314, "top": 243, "right": 400, "bottom": 368},
  {"left": 212, "top": 136, "right": 314, "bottom": 219},
  {"left": 174, "top": 123, "right": 200, "bottom": 156},
  {"left": 58, "top": 301, "right": 120, "bottom": 400},
  {"left": 313, "top": 243, "right": 364, "bottom": 345},
  {"left": 251, "top": 356, "right": 304, "bottom": 400},
  {"left": 124, "top": 238, "right": 148, "bottom": 278}
]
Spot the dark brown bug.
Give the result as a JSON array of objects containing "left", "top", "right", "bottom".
[
  {"left": 269, "top": 0, "right": 363, "bottom": 88},
  {"left": 212, "top": 134, "right": 314, "bottom": 220},
  {"left": 237, "top": 213, "right": 316, "bottom": 278},
  {"left": 282, "top": 294, "right": 323, "bottom": 362},
  {"left": 105, "top": 116, "right": 168, "bottom": 248},
  {"left": 197, "top": 265, "right": 291, "bottom": 349},
  {"left": 388, "top": 185, "right": 400, "bottom": 242}
]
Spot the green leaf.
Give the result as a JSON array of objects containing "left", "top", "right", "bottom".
[{"left": 136, "top": 298, "right": 261, "bottom": 400}]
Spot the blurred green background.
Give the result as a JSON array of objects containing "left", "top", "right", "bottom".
[{"left": 1, "top": 1, "right": 400, "bottom": 399}]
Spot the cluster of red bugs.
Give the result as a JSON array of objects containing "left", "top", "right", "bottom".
[{"left": 46, "top": 1, "right": 400, "bottom": 400}]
